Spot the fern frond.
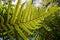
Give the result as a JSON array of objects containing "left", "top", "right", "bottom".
[{"left": 0, "top": 0, "right": 60, "bottom": 40}]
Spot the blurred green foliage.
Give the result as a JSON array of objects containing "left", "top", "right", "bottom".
[{"left": 0, "top": 0, "right": 60, "bottom": 40}]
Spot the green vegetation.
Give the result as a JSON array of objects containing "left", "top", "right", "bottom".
[{"left": 0, "top": 0, "right": 60, "bottom": 40}]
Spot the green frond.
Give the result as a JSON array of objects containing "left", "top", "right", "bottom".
[
  {"left": 0, "top": 0, "right": 60, "bottom": 40},
  {"left": 11, "top": 0, "right": 21, "bottom": 24},
  {"left": 15, "top": 24, "right": 28, "bottom": 40}
]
